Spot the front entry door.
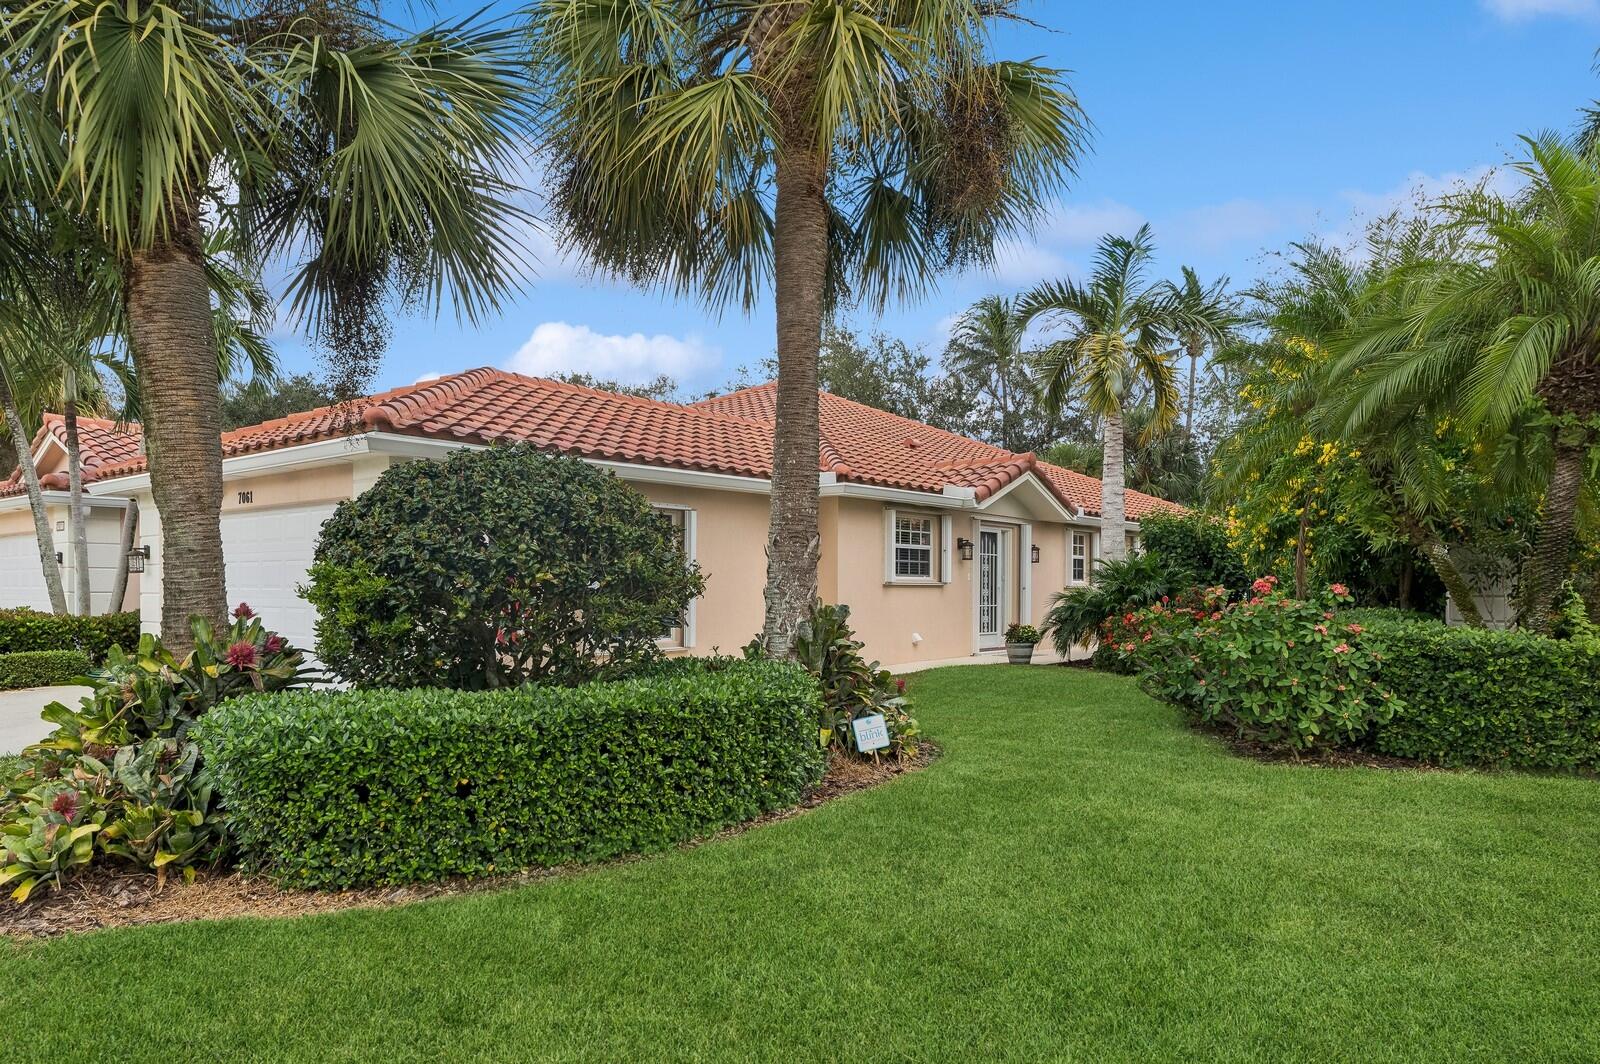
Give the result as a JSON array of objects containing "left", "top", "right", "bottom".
[{"left": 977, "top": 527, "right": 1007, "bottom": 649}]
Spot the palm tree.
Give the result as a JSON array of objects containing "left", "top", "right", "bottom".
[
  {"left": 1019, "top": 225, "right": 1182, "bottom": 562},
  {"left": 1168, "top": 267, "right": 1239, "bottom": 436},
  {"left": 1, "top": 2, "right": 530, "bottom": 643},
  {"left": 1331, "top": 134, "right": 1600, "bottom": 629},
  {"left": 946, "top": 296, "right": 1032, "bottom": 453},
  {"left": 529, "top": 1, "right": 1088, "bottom": 655}
]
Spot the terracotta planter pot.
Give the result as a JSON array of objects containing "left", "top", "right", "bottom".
[{"left": 1006, "top": 642, "right": 1036, "bottom": 665}]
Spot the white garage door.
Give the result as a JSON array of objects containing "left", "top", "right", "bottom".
[
  {"left": 0, "top": 531, "right": 56, "bottom": 611},
  {"left": 222, "top": 503, "right": 339, "bottom": 657}
]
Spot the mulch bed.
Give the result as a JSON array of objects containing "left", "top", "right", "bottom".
[
  {"left": 1, "top": 745, "right": 936, "bottom": 941},
  {"left": 1190, "top": 719, "right": 1440, "bottom": 772}
]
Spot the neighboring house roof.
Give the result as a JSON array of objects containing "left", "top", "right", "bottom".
[
  {"left": 5, "top": 367, "right": 1183, "bottom": 519},
  {"left": 0, "top": 413, "right": 145, "bottom": 497}
]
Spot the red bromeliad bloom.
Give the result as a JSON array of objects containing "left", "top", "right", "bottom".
[
  {"left": 1332, "top": 643, "right": 1351, "bottom": 654},
  {"left": 1314, "top": 624, "right": 1328, "bottom": 635},
  {"left": 226, "top": 640, "right": 258, "bottom": 668},
  {"left": 1329, "top": 583, "right": 1349, "bottom": 597},
  {"left": 1345, "top": 623, "right": 1364, "bottom": 635},
  {"left": 232, "top": 602, "right": 255, "bottom": 620},
  {"left": 50, "top": 790, "right": 78, "bottom": 820},
  {"left": 264, "top": 634, "right": 287, "bottom": 654}
]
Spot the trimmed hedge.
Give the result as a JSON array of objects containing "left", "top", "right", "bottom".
[
  {"left": 0, "top": 609, "right": 139, "bottom": 663},
  {"left": 1364, "top": 618, "right": 1600, "bottom": 772},
  {"left": 197, "top": 660, "right": 826, "bottom": 887},
  {"left": 0, "top": 650, "right": 90, "bottom": 690}
]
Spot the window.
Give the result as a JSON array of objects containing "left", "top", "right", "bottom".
[
  {"left": 1126, "top": 531, "right": 1140, "bottom": 555},
  {"left": 653, "top": 506, "right": 694, "bottom": 648},
  {"left": 1071, "top": 531, "right": 1089, "bottom": 584},
  {"left": 892, "top": 514, "right": 934, "bottom": 579}
]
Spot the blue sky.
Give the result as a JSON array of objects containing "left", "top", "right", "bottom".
[{"left": 273, "top": 0, "right": 1600, "bottom": 396}]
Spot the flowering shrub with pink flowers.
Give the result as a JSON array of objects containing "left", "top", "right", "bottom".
[
  {"left": 1113, "top": 578, "right": 1402, "bottom": 751},
  {"left": 0, "top": 607, "right": 317, "bottom": 902}
]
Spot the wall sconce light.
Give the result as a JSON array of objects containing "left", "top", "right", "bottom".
[
  {"left": 54, "top": 551, "right": 63, "bottom": 564},
  {"left": 127, "top": 544, "right": 150, "bottom": 574},
  {"left": 956, "top": 537, "right": 974, "bottom": 561},
  {"left": 1031, "top": 543, "right": 1041, "bottom": 564}
]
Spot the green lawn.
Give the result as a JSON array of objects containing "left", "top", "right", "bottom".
[{"left": 5, "top": 667, "right": 1598, "bottom": 1062}]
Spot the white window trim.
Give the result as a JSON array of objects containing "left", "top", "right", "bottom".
[
  {"left": 1068, "top": 529, "right": 1091, "bottom": 586},
  {"left": 652, "top": 504, "right": 697, "bottom": 649},
  {"left": 884, "top": 508, "right": 942, "bottom": 585}
]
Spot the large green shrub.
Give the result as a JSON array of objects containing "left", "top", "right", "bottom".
[
  {"left": 1363, "top": 617, "right": 1600, "bottom": 772},
  {"left": 1124, "top": 578, "right": 1401, "bottom": 751},
  {"left": 196, "top": 660, "right": 825, "bottom": 888},
  {"left": 1, "top": 609, "right": 316, "bottom": 901},
  {"left": 1138, "top": 511, "right": 1249, "bottom": 592},
  {"left": 0, "top": 650, "right": 89, "bottom": 690},
  {"left": 304, "top": 444, "right": 705, "bottom": 690},
  {"left": 0, "top": 608, "right": 139, "bottom": 663}
]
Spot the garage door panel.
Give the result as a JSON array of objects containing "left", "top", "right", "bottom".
[
  {"left": 221, "top": 504, "right": 338, "bottom": 658},
  {"left": 0, "top": 533, "right": 56, "bottom": 612}
]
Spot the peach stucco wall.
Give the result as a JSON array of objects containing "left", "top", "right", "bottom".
[{"left": 635, "top": 482, "right": 770, "bottom": 654}]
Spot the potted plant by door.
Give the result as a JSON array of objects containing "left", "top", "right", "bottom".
[{"left": 1004, "top": 623, "right": 1041, "bottom": 665}]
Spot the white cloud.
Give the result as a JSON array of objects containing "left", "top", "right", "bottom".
[
  {"left": 1168, "top": 197, "right": 1314, "bottom": 252},
  {"left": 1482, "top": 0, "right": 1597, "bottom": 20},
  {"left": 414, "top": 371, "right": 443, "bottom": 384},
  {"left": 1321, "top": 164, "right": 1524, "bottom": 251},
  {"left": 982, "top": 240, "right": 1076, "bottom": 285},
  {"left": 1040, "top": 199, "right": 1147, "bottom": 246},
  {"left": 505, "top": 321, "right": 719, "bottom": 383}
]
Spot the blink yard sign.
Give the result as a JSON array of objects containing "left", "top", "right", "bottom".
[{"left": 851, "top": 713, "right": 890, "bottom": 754}]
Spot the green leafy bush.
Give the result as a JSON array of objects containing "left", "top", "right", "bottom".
[
  {"left": 0, "top": 608, "right": 139, "bottom": 663},
  {"left": 1043, "top": 552, "right": 1187, "bottom": 659},
  {"left": 763, "top": 602, "right": 920, "bottom": 758},
  {"left": 1138, "top": 511, "right": 1249, "bottom": 592},
  {"left": 1125, "top": 578, "right": 1401, "bottom": 751},
  {"left": 1362, "top": 616, "right": 1600, "bottom": 772},
  {"left": 196, "top": 660, "right": 826, "bottom": 888},
  {"left": 0, "top": 650, "right": 89, "bottom": 690},
  {"left": 1, "top": 609, "right": 316, "bottom": 901},
  {"left": 304, "top": 444, "right": 704, "bottom": 690}
]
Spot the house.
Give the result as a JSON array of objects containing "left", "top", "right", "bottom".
[{"left": 0, "top": 368, "right": 1181, "bottom": 669}]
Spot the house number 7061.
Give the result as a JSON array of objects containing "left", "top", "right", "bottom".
[{"left": 237, "top": 491, "right": 254, "bottom": 505}]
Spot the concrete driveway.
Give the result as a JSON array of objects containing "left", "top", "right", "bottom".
[{"left": 0, "top": 685, "right": 90, "bottom": 754}]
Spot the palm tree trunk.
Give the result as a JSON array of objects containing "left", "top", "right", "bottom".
[
  {"left": 1398, "top": 516, "right": 1484, "bottom": 628},
  {"left": 1293, "top": 507, "right": 1309, "bottom": 598},
  {"left": 0, "top": 364, "right": 67, "bottom": 614},
  {"left": 1517, "top": 433, "right": 1588, "bottom": 632},
  {"left": 107, "top": 497, "right": 137, "bottom": 616},
  {"left": 759, "top": 139, "right": 828, "bottom": 655},
  {"left": 63, "top": 368, "right": 91, "bottom": 615},
  {"left": 124, "top": 197, "right": 228, "bottom": 648},
  {"left": 1100, "top": 406, "right": 1127, "bottom": 562},
  {"left": 1185, "top": 336, "right": 1201, "bottom": 436}
]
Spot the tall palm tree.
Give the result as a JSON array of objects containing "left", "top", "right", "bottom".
[
  {"left": 1168, "top": 266, "right": 1239, "bottom": 436},
  {"left": 1332, "top": 134, "right": 1600, "bottom": 629},
  {"left": 946, "top": 295, "right": 1031, "bottom": 453},
  {"left": 1, "top": 2, "right": 530, "bottom": 643},
  {"left": 529, "top": 1, "right": 1089, "bottom": 655},
  {"left": 1019, "top": 225, "right": 1182, "bottom": 562}
]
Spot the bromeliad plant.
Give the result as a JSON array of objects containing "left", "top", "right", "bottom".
[
  {"left": 1118, "top": 578, "right": 1402, "bottom": 751},
  {"left": 1, "top": 606, "right": 315, "bottom": 901},
  {"left": 762, "top": 602, "right": 920, "bottom": 759}
]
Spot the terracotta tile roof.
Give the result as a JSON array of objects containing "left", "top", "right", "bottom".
[
  {"left": 0, "top": 414, "right": 144, "bottom": 497},
  {"left": 9, "top": 367, "right": 1181, "bottom": 519},
  {"left": 696, "top": 385, "right": 1182, "bottom": 519},
  {"left": 1036, "top": 461, "right": 1185, "bottom": 520}
]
